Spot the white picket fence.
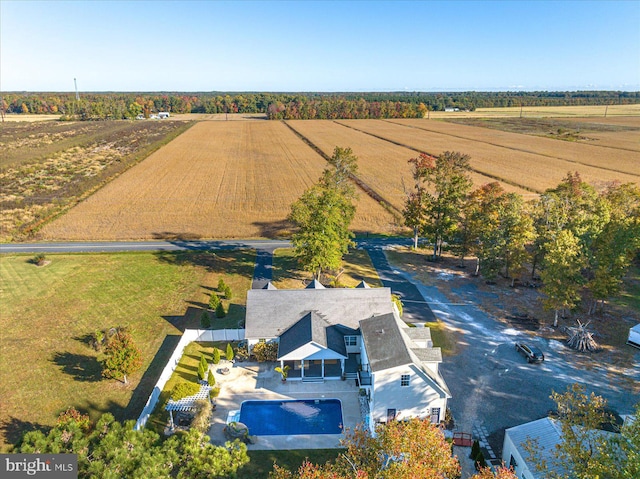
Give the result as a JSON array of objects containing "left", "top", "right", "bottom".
[{"left": 134, "top": 328, "right": 245, "bottom": 430}]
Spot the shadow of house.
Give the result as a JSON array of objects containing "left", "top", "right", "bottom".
[{"left": 51, "top": 352, "right": 103, "bottom": 382}]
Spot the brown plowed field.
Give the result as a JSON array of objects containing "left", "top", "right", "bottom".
[
  {"left": 39, "top": 121, "right": 399, "bottom": 240},
  {"left": 286, "top": 120, "right": 532, "bottom": 213},
  {"left": 337, "top": 120, "right": 639, "bottom": 192},
  {"left": 388, "top": 119, "right": 640, "bottom": 176}
]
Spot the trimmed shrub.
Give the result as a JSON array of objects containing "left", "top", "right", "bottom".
[
  {"left": 191, "top": 399, "right": 212, "bottom": 433},
  {"left": 252, "top": 341, "right": 278, "bottom": 362},
  {"left": 475, "top": 451, "right": 487, "bottom": 470},
  {"left": 209, "top": 387, "right": 220, "bottom": 400},
  {"left": 223, "top": 285, "right": 232, "bottom": 300},
  {"left": 226, "top": 343, "right": 234, "bottom": 361},
  {"left": 171, "top": 381, "right": 200, "bottom": 401},
  {"left": 207, "top": 369, "right": 215, "bottom": 386},
  {"left": 200, "top": 311, "right": 211, "bottom": 328},
  {"left": 197, "top": 361, "right": 206, "bottom": 381},
  {"left": 215, "top": 302, "right": 226, "bottom": 318},
  {"left": 213, "top": 348, "right": 221, "bottom": 364},
  {"left": 471, "top": 440, "right": 480, "bottom": 460},
  {"left": 217, "top": 278, "right": 226, "bottom": 291},
  {"left": 208, "top": 293, "right": 220, "bottom": 310}
]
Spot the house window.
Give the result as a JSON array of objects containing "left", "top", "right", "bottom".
[
  {"left": 258, "top": 338, "right": 266, "bottom": 343},
  {"left": 400, "top": 374, "right": 410, "bottom": 386},
  {"left": 430, "top": 407, "right": 440, "bottom": 424},
  {"left": 344, "top": 336, "right": 357, "bottom": 346},
  {"left": 509, "top": 454, "right": 518, "bottom": 469}
]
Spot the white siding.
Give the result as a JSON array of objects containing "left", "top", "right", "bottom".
[
  {"left": 370, "top": 364, "right": 447, "bottom": 423},
  {"left": 502, "top": 431, "right": 537, "bottom": 479}
]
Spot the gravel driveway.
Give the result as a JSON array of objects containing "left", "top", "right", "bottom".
[{"left": 367, "top": 247, "right": 640, "bottom": 459}]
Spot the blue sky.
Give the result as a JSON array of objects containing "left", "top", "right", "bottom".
[{"left": 1, "top": 0, "right": 639, "bottom": 92}]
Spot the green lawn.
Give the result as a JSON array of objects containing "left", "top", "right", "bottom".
[
  {"left": 0, "top": 250, "right": 254, "bottom": 450},
  {"left": 271, "top": 248, "right": 383, "bottom": 289},
  {"left": 145, "top": 341, "right": 232, "bottom": 435},
  {"left": 239, "top": 449, "right": 342, "bottom": 478}
]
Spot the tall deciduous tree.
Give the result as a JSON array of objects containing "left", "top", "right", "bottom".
[
  {"left": 289, "top": 147, "right": 357, "bottom": 279},
  {"left": 407, "top": 152, "right": 472, "bottom": 261},
  {"left": 101, "top": 329, "right": 143, "bottom": 385},
  {"left": 540, "top": 230, "right": 585, "bottom": 327},
  {"left": 586, "top": 183, "right": 640, "bottom": 313}
]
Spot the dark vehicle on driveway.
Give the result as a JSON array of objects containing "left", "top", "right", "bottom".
[{"left": 515, "top": 342, "right": 545, "bottom": 363}]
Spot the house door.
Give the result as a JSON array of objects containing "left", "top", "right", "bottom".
[
  {"left": 386, "top": 409, "right": 396, "bottom": 422},
  {"left": 430, "top": 408, "right": 441, "bottom": 424}
]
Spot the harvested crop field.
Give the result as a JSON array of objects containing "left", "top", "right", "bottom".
[
  {"left": 389, "top": 118, "right": 640, "bottom": 177},
  {"left": 286, "top": 120, "right": 531, "bottom": 212},
  {"left": 39, "top": 121, "right": 399, "bottom": 240},
  {"left": 1, "top": 120, "right": 193, "bottom": 242},
  {"left": 338, "top": 119, "right": 639, "bottom": 193}
]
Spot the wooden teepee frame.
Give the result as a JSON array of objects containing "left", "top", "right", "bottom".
[{"left": 566, "top": 319, "right": 598, "bottom": 352}]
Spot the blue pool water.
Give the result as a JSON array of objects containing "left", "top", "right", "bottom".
[{"left": 239, "top": 399, "right": 343, "bottom": 436}]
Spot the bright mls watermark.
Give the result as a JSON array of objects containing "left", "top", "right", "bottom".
[{"left": 1, "top": 454, "right": 77, "bottom": 478}]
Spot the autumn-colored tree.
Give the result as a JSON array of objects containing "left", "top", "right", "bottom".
[
  {"left": 271, "top": 418, "right": 516, "bottom": 478},
  {"left": 100, "top": 329, "right": 142, "bottom": 384},
  {"left": 408, "top": 152, "right": 473, "bottom": 261}
]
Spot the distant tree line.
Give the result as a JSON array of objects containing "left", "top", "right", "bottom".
[{"left": 2, "top": 91, "right": 638, "bottom": 119}]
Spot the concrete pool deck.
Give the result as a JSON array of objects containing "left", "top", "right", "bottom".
[{"left": 206, "top": 360, "right": 362, "bottom": 450}]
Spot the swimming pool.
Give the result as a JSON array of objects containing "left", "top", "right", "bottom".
[{"left": 239, "top": 399, "right": 343, "bottom": 436}]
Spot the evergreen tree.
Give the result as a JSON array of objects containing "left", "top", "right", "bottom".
[
  {"left": 208, "top": 292, "right": 220, "bottom": 310},
  {"left": 207, "top": 369, "right": 215, "bottom": 386},
  {"left": 212, "top": 347, "right": 221, "bottom": 364},
  {"left": 226, "top": 343, "right": 234, "bottom": 362},
  {"left": 215, "top": 302, "right": 226, "bottom": 318},
  {"left": 16, "top": 411, "right": 249, "bottom": 478},
  {"left": 200, "top": 310, "right": 211, "bottom": 328}
]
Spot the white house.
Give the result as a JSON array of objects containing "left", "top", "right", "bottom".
[
  {"left": 628, "top": 323, "right": 640, "bottom": 349},
  {"left": 158, "top": 112, "right": 170, "bottom": 119},
  {"left": 244, "top": 281, "right": 451, "bottom": 428}
]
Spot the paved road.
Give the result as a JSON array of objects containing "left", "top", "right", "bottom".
[
  {"left": 0, "top": 239, "right": 293, "bottom": 254},
  {"left": 364, "top": 247, "right": 436, "bottom": 323},
  {"left": 0, "top": 237, "right": 412, "bottom": 255}
]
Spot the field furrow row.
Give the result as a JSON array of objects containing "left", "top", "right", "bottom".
[
  {"left": 39, "top": 121, "right": 398, "bottom": 240},
  {"left": 387, "top": 119, "right": 640, "bottom": 175},
  {"left": 337, "top": 120, "right": 639, "bottom": 193}
]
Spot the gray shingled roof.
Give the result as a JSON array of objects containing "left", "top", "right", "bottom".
[
  {"left": 278, "top": 311, "right": 327, "bottom": 357},
  {"left": 360, "top": 313, "right": 413, "bottom": 372},
  {"left": 411, "top": 348, "right": 442, "bottom": 363},
  {"left": 245, "top": 288, "right": 395, "bottom": 339},
  {"left": 355, "top": 280, "right": 371, "bottom": 288},
  {"left": 405, "top": 328, "right": 432, "bottom": 341},
  {"left": 360, "top": 313, "right": 450, "bottom": 397},
  {"left": 505, "top": 418, "right": 564, "bottom": 479},
  {"left": 262, "top": 282, "right": 278, "bottom": 290},
  {"left": 306, "top": 279, "right": 325, "bottom": 289}
]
